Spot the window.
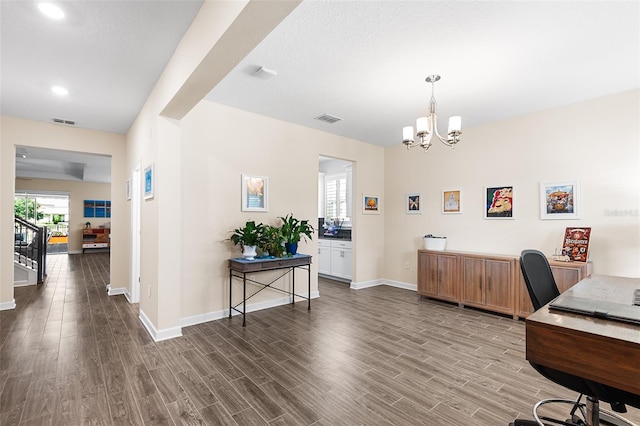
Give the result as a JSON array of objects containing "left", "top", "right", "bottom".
[{"left": 325, "top": 173, "right": 349, "bottom": 220}]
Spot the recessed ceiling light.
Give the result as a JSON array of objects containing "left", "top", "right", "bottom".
[
  {"left": 38, "top": 3, "right": 65, "bottom": 20},
  {"left": 51, "top": 85, "right": 69, "bottom": 96}
]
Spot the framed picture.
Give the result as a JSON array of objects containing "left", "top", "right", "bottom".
[
  {"left": 442, "top": 189, "right": 462, "bottom": 214},
  {"left": 484, "top": 185, "right": 514, "bottom": 219},
  {"left": 363, "top": 194, "right": 380, "bottom": 214},
  {"left": 241, "top": 175, "right": 268, "bottom": 212},
  {"left": 406, "top": 193, "right": 421, "bottom": 214},
  {"left": 144, "top": 163, "right": 154, "bottom": 200},
  {"left": 125, "top": 179, "right": 131, "bottom": 201},
  {"left": 540, "top": 180, "right": 580, "bottom": 220}
]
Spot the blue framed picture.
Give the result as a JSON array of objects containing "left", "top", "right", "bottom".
[{"left": 144, "top": 163, "right": 154, "bottom": 200}]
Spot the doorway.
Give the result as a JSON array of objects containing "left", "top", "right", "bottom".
[
  {"left": 318, "top": 156, "right": 354, "bottom": 283},
  {"left": 130, "top": 161, "right": 141, "bottom": 303}
]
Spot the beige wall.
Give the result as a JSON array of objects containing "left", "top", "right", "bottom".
[
  {"left": 0, "top": 116, "right": 128, "bottom": 306},
  {"left": 179, "top": 100, "right": 385, "bottom": 319},
  {"left": 384, "top": 89, "right": 640, "bottom": 282},
  {"left": 15, "top": 178, "right": 110, "bottom": 252}
]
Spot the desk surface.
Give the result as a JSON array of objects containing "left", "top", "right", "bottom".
[{"left": 526, "top": 275, "right": 640, "bottom": 396}]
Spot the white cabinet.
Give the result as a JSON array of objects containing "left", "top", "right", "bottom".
[
  {"left": 317, "top": 240, "right": 332, "bottom": 275},
  {"left": 319, "top": 239, "right": 352, "bottom": 280}
]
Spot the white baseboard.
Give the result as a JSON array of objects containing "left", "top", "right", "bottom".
[
  {"left": 350, "top": 279, "right": 384, "bottom": 289},
  {"left": 180, "top": 290, "right": 320, "bottom": 328},
  {"left": 0, "top": 299, "right": 17, "bottom": 310},
  {"left": 382, "top": 279, "right": 417, "bottom": 291},
  {"left": 13, "top": 281, "right": 35, "bottom": 287},
  {"left": 350, "top": 279, "right": 416, "bottom": 291},
  {"left": 139, "top": 308, "right": 183, "bottom": 342},
  {"left": 68, "top": 249, "right": 83, "bottom": 255},
  {"left": 107, "top": 285, "right": 128, "bottom": 296}
]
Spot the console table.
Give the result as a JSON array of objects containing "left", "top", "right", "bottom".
[{"left": 228, "top": 254, "right": 312, "bottom": 326}]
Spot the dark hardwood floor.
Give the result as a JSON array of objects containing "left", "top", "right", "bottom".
[{"left": 1, "top": 253, "right": 638, "bottom": 425}]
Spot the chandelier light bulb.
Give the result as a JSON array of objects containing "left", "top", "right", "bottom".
[
  {"left": 38, "top": 3, "right": 65, "bottom": 20},
  {"left": 402, "top": 75, "right": 462, "bottom": 152}
]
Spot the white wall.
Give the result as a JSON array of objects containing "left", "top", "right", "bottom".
[
  {"left": 384, "top": 89, "right": 640, "bottom": 283},
  {"left": 179, "top": 100, "right": 385, "bottom": 320}
]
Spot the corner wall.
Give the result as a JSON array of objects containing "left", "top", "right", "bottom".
[{"left": 384, "top": 89, "right": 640, "bottom": 283}]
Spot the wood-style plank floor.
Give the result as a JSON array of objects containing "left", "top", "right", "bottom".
[{"left": 1, "top": 253, "right": 639, "bottom": 425}]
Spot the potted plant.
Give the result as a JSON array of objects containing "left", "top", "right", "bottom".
[
  {"left": 279, "top": 213, "right": 314, "bottom": 255},
  {"left": 229, "top": 220, "right": 264, "bottom": 260},
  {"left": 260, "top": 225, "right": 285, "bottom": 258}
]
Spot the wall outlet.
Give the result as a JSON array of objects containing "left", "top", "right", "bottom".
[
  {"left": 147, "top": 284, "right": 151, "bottom": 297},
  {"left": 403, "top": 261, "right": 410, "bottom": 270}
]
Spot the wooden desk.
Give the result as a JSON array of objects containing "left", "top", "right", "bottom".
[
  {"left": 228, "top": 254, "right": 312, "bottom": 326},
  {"left": 526, "top": 275, "right": 640, "bottom": 396}
]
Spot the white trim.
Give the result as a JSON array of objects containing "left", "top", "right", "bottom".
[
  {"left": 0, "top": 299, "right": 17, "bottom": 310},
  {"left": 107, "top": 285, "right": 128, "bottom": 296},
  {"left": 350, "top": 279, "right": 416, "bottom": 291},
  {"left": 139, "top": 308, "right": 183, "bottom": 342},
  {"left": 382, "top": 279, "right": 417, "bottom": 291},
  {"left": 13, "top": 281, "right": 35, "bottom": 287},
  {"left": 350, "top": 279, "right": 383, "bottom": 289},
  {"left": 68, "top": 249, "right": 83, "bottom": 255},
  {"left": 180, "top": 291, "right": 320, "bottom": 328}
]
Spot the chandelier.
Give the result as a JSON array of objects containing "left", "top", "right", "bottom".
[{"left": 402, "top": 75, "right": 462, "bottom": 152}]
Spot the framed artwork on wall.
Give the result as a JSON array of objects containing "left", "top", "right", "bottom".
[
  {"left": 144, "top": 163, "right": 154, "bottom": 200},
  {"left": 241, "top": 174, "right": 268, "bottom": 212},
  {"left": 540, "top": 180, "right": 580, "bottom": 220},
  {"left": 484, "top": 185, "right": 514, "bottom": 219},
  {"left": 363, "top": 194, "right": 380, "bottom": 214},
  {"left": 442, "top": 189, "right": 462, "bottom": 214},
  {"left": 406, "top": 193, "right": 421, "bottom": 214}
]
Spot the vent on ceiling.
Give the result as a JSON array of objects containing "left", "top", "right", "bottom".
[
  {"left": 314, "top": 114, "right": 342, "bottom": 124},
  {"left": 52, "top": 118, "right": 76, "bottom": 126}
]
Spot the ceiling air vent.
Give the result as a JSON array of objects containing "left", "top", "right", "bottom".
[
  {"left": 52, "top": 118, "right": 76, "bottom": 126},
  {"left": 314, "top": 114, "right": 342, "bottom": 124}
]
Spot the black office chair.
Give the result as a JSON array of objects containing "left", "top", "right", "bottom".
[{"left": 511, "top": 249, "right": 640, "bottom": 426}]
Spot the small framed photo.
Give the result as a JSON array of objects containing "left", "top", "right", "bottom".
[
  {"left": 442, "top": 189, "right": 462, "bottom": 214},
  {"left": 540, "top": 180, "right": 580, "bottom": 220},
  {"left": 144, "top": 163, "right": 154, "bottom": 200},
  {"left": 406, "top": 193, "right": 421, "bottom": 214},
  {"left": 242, "top": 175, "right": 268, "bottom": 212},
  {"left": 125, "top": 179, "right": 131, "bottom": 201},
  {"left": 484, "top": 185, "right": 514, "bottom": 219},
  {"left": 363, "top": 194, "right": 380, "bottom": 214}
]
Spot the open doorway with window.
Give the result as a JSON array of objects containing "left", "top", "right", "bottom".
[
  {"left": 318, "top": 156, "right": 354, "bottom": 283},
  {"left": 14, "top": 191, "right": 70, "bottom": 254}
]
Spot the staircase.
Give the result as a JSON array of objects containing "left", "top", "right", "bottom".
[{"left": 14, "top": 216, "right": 48, "bottom": 285}]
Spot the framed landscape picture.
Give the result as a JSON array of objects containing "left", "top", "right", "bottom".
[
  {"left": 540, "top": 180, "right": 580, "bottom": 220},
  {"left": 363, "top": 194, "right": 380, "bottom": 214},
  {"left": 442, "top": 189, "right": 462, "bottom": 214},
  {"left": 241, "top": 174, "right": 268, "bottom": 212},
  {"left": 406, "top": 193, "right": 421, "bottom": 214},
  {"left": 484, "top": 185, "right": 514, "bottom": 219}
]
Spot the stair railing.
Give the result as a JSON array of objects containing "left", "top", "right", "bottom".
[{"left": 14, "top": 216, "right": 48, "bottom": 284}]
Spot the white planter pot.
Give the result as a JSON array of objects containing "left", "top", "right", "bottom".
[
  {"left": 242, "top": 245, "right": 257, "bottom": 260},
  {"left": 424, "top": 237, "right": 447, "bottom": 251}
]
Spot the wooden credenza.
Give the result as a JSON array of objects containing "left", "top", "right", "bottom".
[
  {"left": 82, "top": 228, "right": 110, "bottom": 253},
  {"left": 417, "top": 249, "right": 592, "bottom": 319}
]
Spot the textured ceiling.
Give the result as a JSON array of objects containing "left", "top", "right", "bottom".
[
  {"left": 207, "top": 1, "right": 640, "bottom": 147},
  {"left": 2, "top": 1, "right": 639, "bottom": 183}
]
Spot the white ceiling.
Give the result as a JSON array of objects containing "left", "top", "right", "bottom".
[{"left": 2, "top": 1, "right": 639, "bottom": 182}]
